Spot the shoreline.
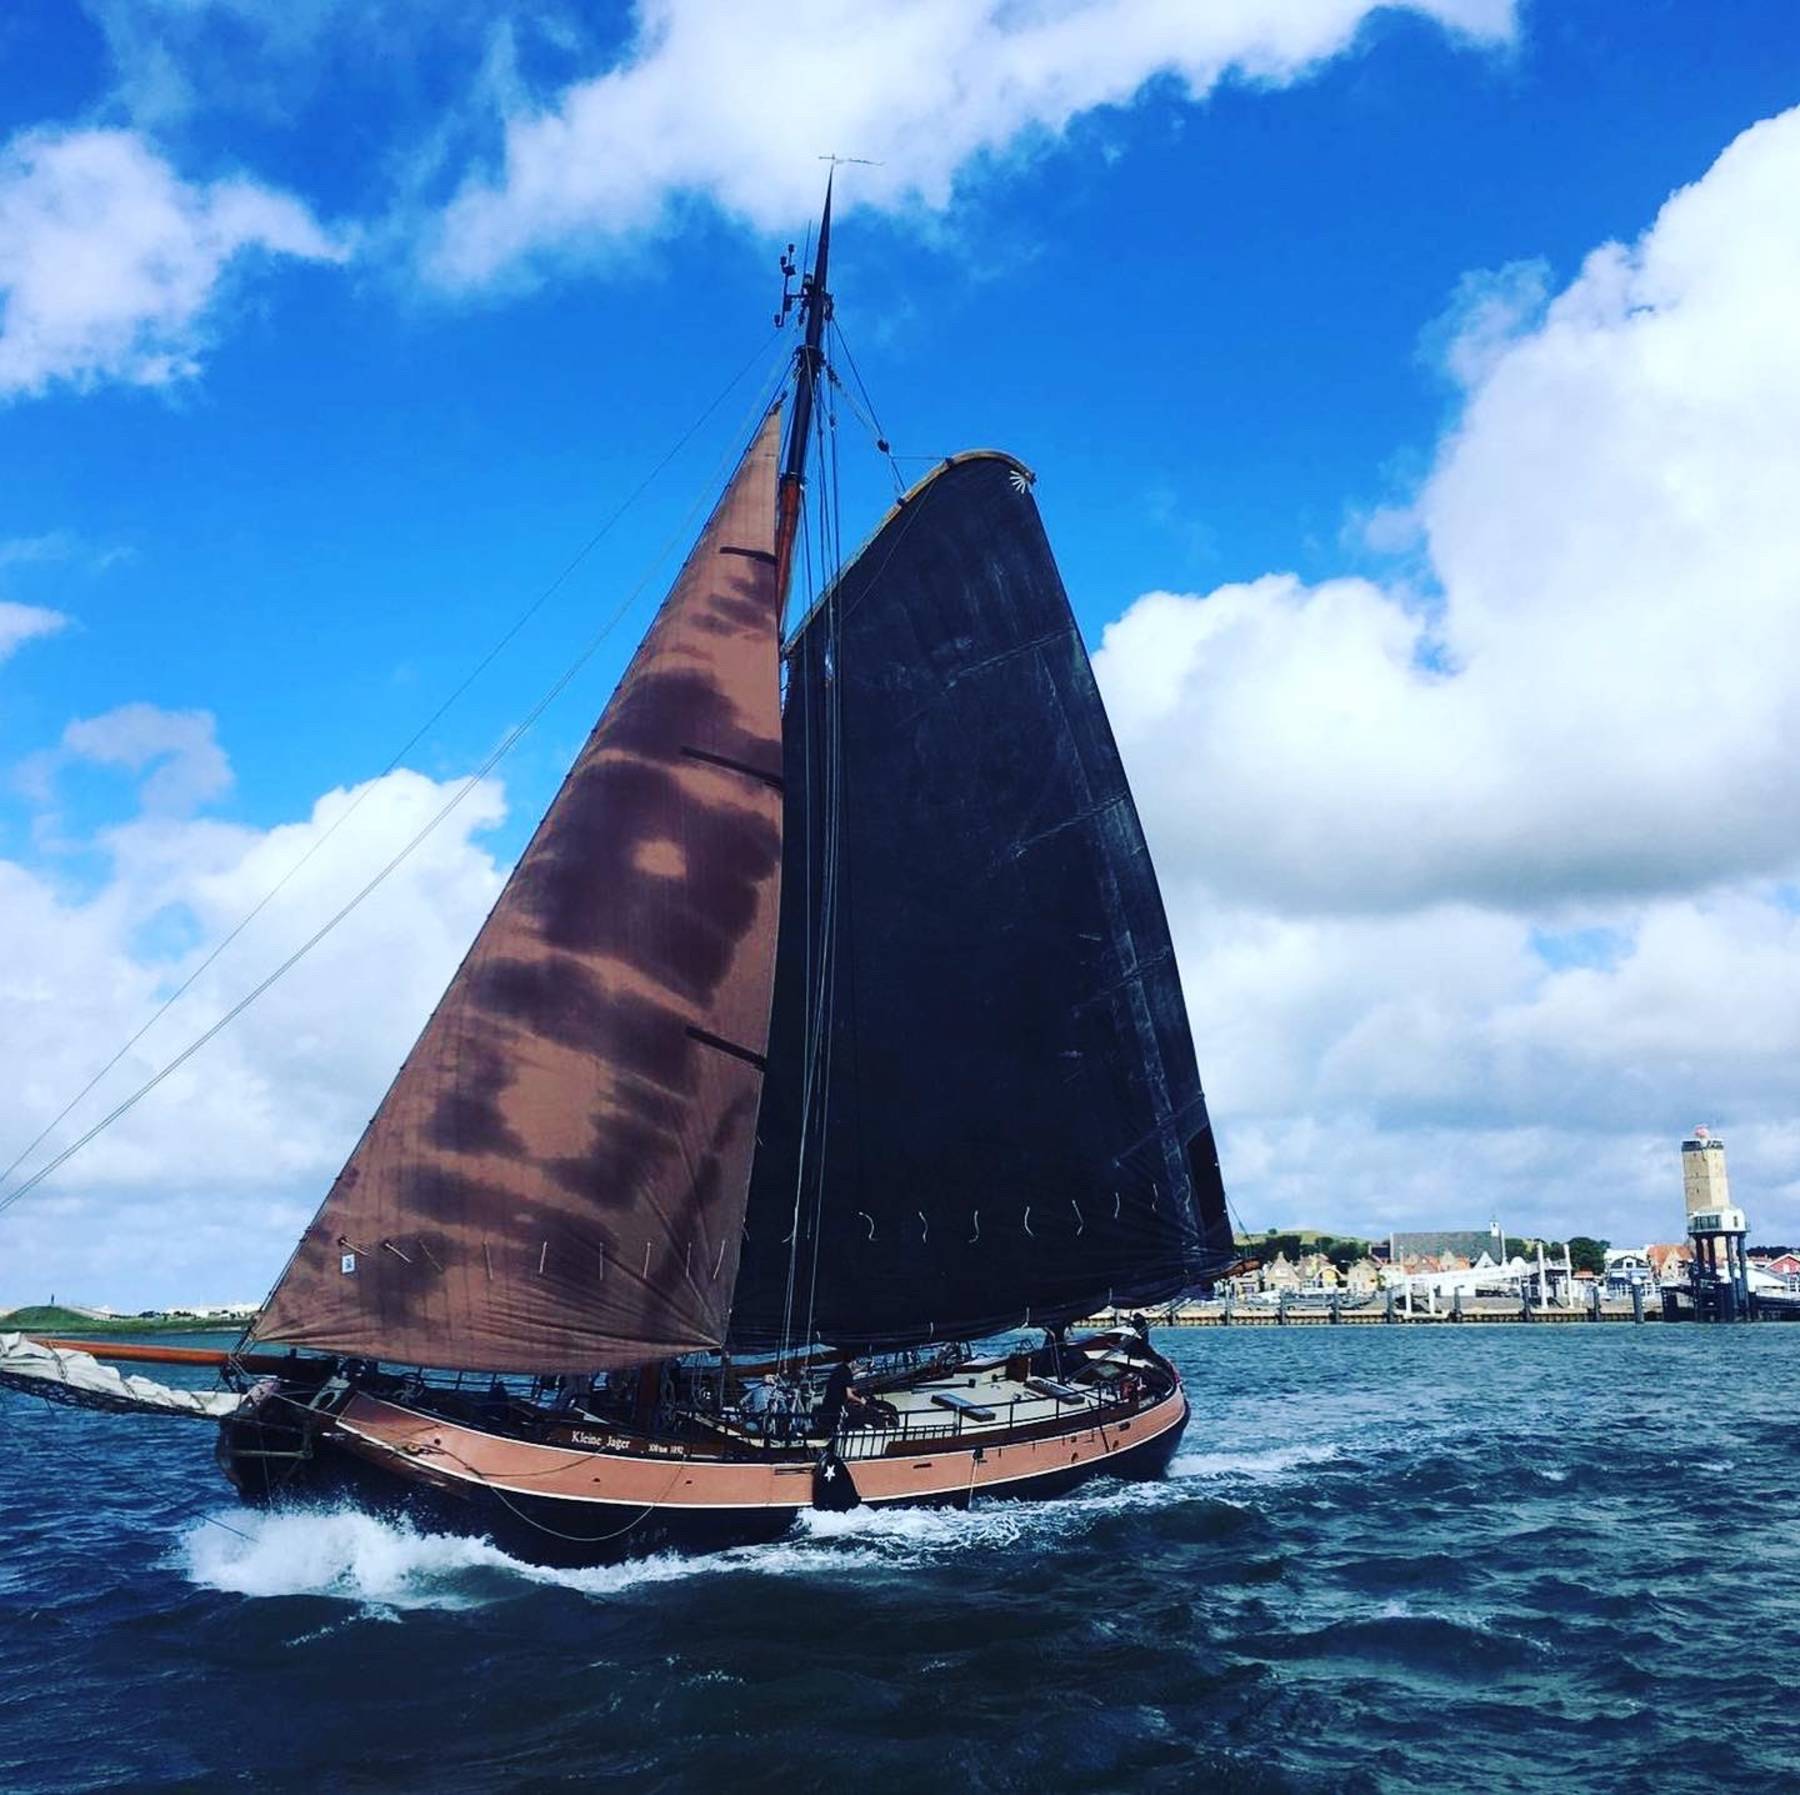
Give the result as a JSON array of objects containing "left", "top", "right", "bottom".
[{"left": 0, "top": 1316, "right": 248, "bottom": 1339}]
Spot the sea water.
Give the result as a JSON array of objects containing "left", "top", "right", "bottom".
[{"left": 3, "top": 1326, "right": 1797, "bottom": 1793}]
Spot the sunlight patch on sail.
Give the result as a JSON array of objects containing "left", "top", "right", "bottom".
[{"left": 631, "top": 837, "right": 688, "bottom": 879}]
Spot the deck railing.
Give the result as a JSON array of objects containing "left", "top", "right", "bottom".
[
  {"left": 346, "top": 1346, "right": 1148, "bottom": 1461},
  {"left": 812, "top": 1380, "right": 1145, "bottom": 1460}
]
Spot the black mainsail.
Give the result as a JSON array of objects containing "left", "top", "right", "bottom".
[{"left": 731, "top": 452, "right": 1233, "bottom": 1352}]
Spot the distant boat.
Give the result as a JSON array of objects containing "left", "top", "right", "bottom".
[{"left": 12, "top": 179, "right": 1235, "bottom": 1562}]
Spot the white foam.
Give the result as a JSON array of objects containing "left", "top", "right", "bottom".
[
  {"left": 177, "top": 1443, "right": 1281, "bottom": 1610},
  {"left": 178, "top": 1504, "right": 892, "bottom": 1611},
  {"left": 797, "top": 1499, "right": 1037, "bottom": 1552},
  {"left": 1169, "top": 1441, "right": 1342, "bottom": 1481},
  {"left": 799, "top": 1462, "right": 1238, "bottom": 1554}
]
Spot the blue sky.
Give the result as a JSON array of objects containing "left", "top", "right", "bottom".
[{"left": 3, "top": 0, "right": 1799, "bottom": 1304}]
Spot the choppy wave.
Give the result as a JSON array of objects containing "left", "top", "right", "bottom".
[
  {"left": 178, "top": 1503, "right": 900, "bottom": 1609},
  {"left": 160, "top": 1418, "right": 1624, "bottom": 1617},
  {"left": 11, "top": 1325, "right": 1800, "bottom": 1794},
  {"left": 1170, "top": 1440, "right": 1345, "bottom": 1481},
  {"left": 176, "top": 1453, "right": 1236, "bottom": 1610},
  {"left": 170, "top": 1427, "right": 1308, "bottom": 1613}
]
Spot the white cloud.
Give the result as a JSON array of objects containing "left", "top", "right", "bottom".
[
  {"left": 0, "top": 602, "right": 68, "bottom": 664},
  {"left": 1174, "top": 891, "right": 1800, "bottom": 1235},
  {"left": 0, "top": 534, "right": 78, "bottom": 568},
  {"left": 1422, "top": 258, "right": 1550, "bottom": 390},
  {"left": 76, "top": 0, "right": 567, "bottom": 131},
  {"left": 1099, "top": 106, "right": 1800, "bottom": 918},
  {"left": 1095, "top": 106, "right": 1800, "bottom": 1246},
  {"left": 0, "top": 530, "right": 132, "bottom": 574},
  {"left": 63, "top": 704, "right": 235, "bottom": 814},
  {"left": 0, "top": 127, "right": 345, "bottom": 398},
  {"left": 0, "top": 754, "right": 507, "bottom": 1309},
  {"left": 19, "top": 703, "right": 234, "bottom": 816},
  {"left": 428, "top": 0, "right": 1514, "bottom": 286}
]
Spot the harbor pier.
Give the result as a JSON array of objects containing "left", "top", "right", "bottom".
[{"left": 1091, "top": 1295, "right": 1662, "bottom": 1328}]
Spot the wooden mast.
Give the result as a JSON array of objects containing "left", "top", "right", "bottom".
[{"left": 773, "top": 172, "right": 833, "bottom": 612}]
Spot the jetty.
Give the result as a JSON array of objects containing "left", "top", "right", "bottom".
[{"left": 1088, "top": 1287, "right": 1659, "bottom": 1328}]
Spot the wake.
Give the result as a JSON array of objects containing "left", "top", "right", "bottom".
[{"left": 178, "top": 1434, "right": 1338, "bottom": 1610}]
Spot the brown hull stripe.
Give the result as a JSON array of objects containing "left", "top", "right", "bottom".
[{"left": 324, "top": 1385, "right": 1188, "bottom": 1512}]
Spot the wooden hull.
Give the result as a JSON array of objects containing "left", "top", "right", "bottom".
[{"left": 220, "top": 1374, "right": 1191, "bottom": 1565}]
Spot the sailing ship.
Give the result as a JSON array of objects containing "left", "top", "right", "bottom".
[{"left": 5, "top": 182, "right": 1234, "bottom": 1562}]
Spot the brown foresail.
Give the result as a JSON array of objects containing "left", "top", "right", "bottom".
[{"left": 251, "top": 410, "right": 786, "bottom": 1371}]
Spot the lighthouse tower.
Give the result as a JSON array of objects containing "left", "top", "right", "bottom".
[{"left": 1682, "top": 1128, "right": 1750, "bottom": 1320}]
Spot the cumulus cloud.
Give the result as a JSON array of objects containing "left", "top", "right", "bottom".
[
  {"left": 1176, "top": 890, "right": 1800, "bottom": 1242},
  {"left": 1096, "top": 106, "right": 1800, "bottom": 1245},
  {"left": 428, "top": 0, "right": 1514, "bottom": 285},
  {"left": 0, "top": 127, "right": 344, "bottom": 398},
  {"left": 0, "top": 756, "right": 507, "bottom": 1308},
  {"left": 0, "top": 602, "right": 68, "bottom": 664},
  {"left": 1099, "top": 105, "right": 1800, "bottom": 918}
]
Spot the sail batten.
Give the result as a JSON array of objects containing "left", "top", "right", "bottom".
[
  {"left": 732, "top": 452, "right": 1232, "bottom": 1351},
  {"left": 251, "top": 410, "right": 786, "bottom": 1373}
]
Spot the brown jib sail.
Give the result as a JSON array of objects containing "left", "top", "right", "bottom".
[{"left": 250, "top": 409, "right": 786, "bottom": 1372}]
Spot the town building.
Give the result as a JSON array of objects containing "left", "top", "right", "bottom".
[
  {"left": 1262, "top": 1252, "right": 1301, "bottom": 1292},
  {"left": 1387, "top": 1228, "right": 1502, "bottom": 1269},
  {"left": 1646, "top": 1242, "right": 1694, "bottom": 1284},
  {"left": 1296, "top": 1252, "right": 1341, "bottom": 1291}
]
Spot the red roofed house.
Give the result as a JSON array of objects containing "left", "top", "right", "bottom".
[{"left": 1646, "top": 1243, "right": 1693, "bottom": 1284}]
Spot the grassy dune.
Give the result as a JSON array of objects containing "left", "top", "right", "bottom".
[{"left": 0, "top": 1304, "right": 248, "bottom": 1335}]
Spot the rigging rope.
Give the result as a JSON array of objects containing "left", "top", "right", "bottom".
[
  {"left": 800, "top": 391, "right": 850, "bottom": 1357},
  {"left": 0, "top": 339, "right": 794, "bottom": 1219},
  {"left": 774, "top": 360, "right": 852, "bottom": 1368},
  {"left": 1, "top": 330, "right": 785, "bottom": 1205},
  {"left": 775, "top": 430, "right": 823, "bottom": 1364},
  {"left": 827, "top": 319, "right": 904, "bottom": 495}
]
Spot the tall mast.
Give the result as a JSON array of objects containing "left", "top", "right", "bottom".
[{"left": 774, "top": 172, "right": 833, "bottom": 613}]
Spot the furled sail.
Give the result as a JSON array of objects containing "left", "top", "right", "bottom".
[
  {"left": 731, "top": 452, "right": 1232, "bottom": 1351},
  {"left": 251, "top": 410, "right": 786, "bottom": 1372}
]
